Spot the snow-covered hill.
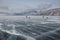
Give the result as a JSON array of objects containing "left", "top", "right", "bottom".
[
  {"left": 14, "top": 8, "right": 60, "bottom": 16},
  {"left": 41, "top": 8, "right": 60, "bottom": 16},
  {"left": 0, "top": 8, "right": 60, "bottom": 16}
]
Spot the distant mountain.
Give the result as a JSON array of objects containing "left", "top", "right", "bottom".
[
  {"left": 14, "top": 8, "right": 60, "bottom": 16},
  {"left": 0, "top": 8, "right": 60, "bottom": 16},
  {"left": 14, "top": 9, "right": 38, "bottom": 16},
  {"left": 40, "top": 8, "right": 60, "bottom": 16}
]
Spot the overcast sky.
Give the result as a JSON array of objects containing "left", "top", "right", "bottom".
[{"left": 0, "top": 0, "right": 60, "bottom": 13}]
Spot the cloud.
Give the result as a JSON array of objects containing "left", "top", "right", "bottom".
[
  {"left": 37, "top": 2, "right": 52, "bottom": 10},
  {"left": 0, "top": 3, "right": 9, "bottom": 13},
  {"left": 0, "top": 3, "right": 10, "bottom": 16},
  {"left": 0, "top": 0, "right": 53, "bottom": 13},
  {"left": 0, "top": 6, "right": 9, "bottom": 10}
]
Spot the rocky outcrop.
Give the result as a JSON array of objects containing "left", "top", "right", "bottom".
[{"left": 40, "top": 8, "right": 60, "bottom": 16}]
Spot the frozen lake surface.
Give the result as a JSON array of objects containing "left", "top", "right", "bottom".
[{"left": 0, "top": 16, "right": 60, "bottom": 40}]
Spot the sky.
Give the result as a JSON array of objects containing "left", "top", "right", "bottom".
[{"left": 0, "top": 0, "right": 60, "bottom": 13}]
